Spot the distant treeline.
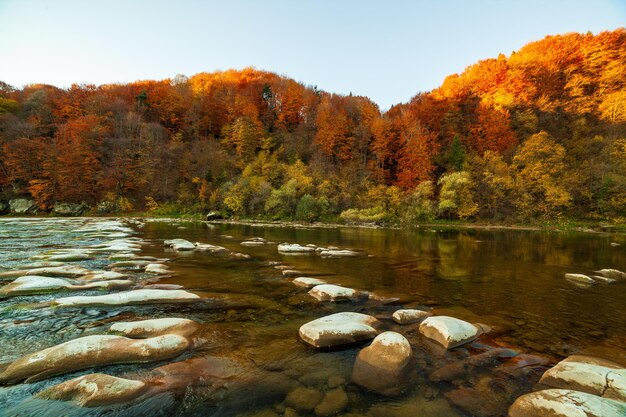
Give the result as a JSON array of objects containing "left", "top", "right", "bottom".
[{"left": 0, "top": 29, "right": 625, "bottom": 223}]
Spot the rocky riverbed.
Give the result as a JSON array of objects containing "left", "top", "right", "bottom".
[{"left": 0, "top": 217, "right": 624, "bottom": 416}]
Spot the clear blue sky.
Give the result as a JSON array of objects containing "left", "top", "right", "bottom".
[{"left": 0, "top": 0, "right": 624, "bottom": 109}]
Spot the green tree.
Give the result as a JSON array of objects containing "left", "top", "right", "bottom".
[{"left": 437, "top": 172, "right": 478, "bottom": 219}]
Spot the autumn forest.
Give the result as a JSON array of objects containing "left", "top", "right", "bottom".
[{"left": 1, "top": 29, "right": 625, "bottom": 224}]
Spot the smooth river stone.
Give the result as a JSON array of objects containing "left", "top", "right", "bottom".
[
  {"left": 0, "top": 265, "right": 91, "bottom": 279},
  {"left": 293, "top": 277, "right": 327, "bottom": 289},
  {"left": 318, "top": 249, "right": 363, "bottom": 258},
  {"left": 47, "top": 253, "right": 92, "bottom": 262},
  {"left": 419, "top": 316, "right": 480, "bottom": 349},
  {"left": 110, "top": 318, "right": 199, "bottom": 338},
  {"left": 36, "top": 374, "right": 150, "bottom": 407},
  {"left": 392, "top": 309, "right": 432, "bottom": 324},
  {"left": 0, "top": 334, "right": 191, "bottom": 385},
  {"left": 51, "top": 289, "right": 200, "bottom": 307},
  {"left": 194, "top": 242, "right": 228, "bottom": 253},
  {"left": 594, "top": 269, "right": 626, "bottom": 280},
  {"left": 508, "top": 389, "right": 626, "bottom": 417},
  {"left": 538, "top": 355, "right": 626, "bottom": 402},
  {"left": 144, "top": 263, "right": 170, "bottom": 274},
  {"left": 352, "top": 331, "right": 412, "bottom": 395},
  {"left": 299, "top": 312, "right": 381, "bottom": 348},
  {"left": 164, "top": 239, "right": 196, "bottom": 251},
  {"left": 278, "top": 243, "right": 316, "bottom": 253},
  {"left": 0, "top": 276, "right": 133, "bottom": 296},
  {"left": 308, "top": 284, "right": 363, "bottom": 302},
  {"left": 564, "top": 273, "right": 595, "bottom": 285}
]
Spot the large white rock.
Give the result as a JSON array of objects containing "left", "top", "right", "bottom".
[
  {"left": 144, "top": 263, "right": 170, "bottom": 274},
  {"left": 308, "top": 284, "right": 363, "bottom": 302},
  {"left": 352, "top": 331, "right": 413, "bottom": 395},
  {"left": 299, "top": 312, "right": 381, "bottom": 348},
  {"left": 0, "top": 276, "right": 73, "bottom": 295},
  {"left": 508, "top": 389, "right": 626, "bottom": 417},
  {"left": 392, "top": 309, "right": 432, "bottom": 324},
  {"left": 419, "top": 316, "right": 480, "bottom": 349},
  {"left": 36, "top": 374, "right": 149, "bottom": 407},
  {"left": 278, "top": 243, "right": 316, "bottom": 254},
  {"left": 564, "top": 273, "right": 595, "bottom": 285},
  {"left": 52, "top": 289, "right": 200, "bottom": 307},
  {"left": 82, "top": 271, "right": 127, "bottom": 281},
  {"left": 293, "top": 277, "right": 327, "bottom": 289},
  {"left": 164, "top": 239, "right": 196, "bottom": 251},
  {"left": 539, "top": 355, "right": 626, "bottom": 402},
  {"left": 0, "top": 334, "right": 190, "bottom": 384},
  {"left": 110, "top": 318, "right": 199, "bottom": 338}
]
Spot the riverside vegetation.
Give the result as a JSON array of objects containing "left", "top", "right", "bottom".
[{"left": 1, "top": 30, "right": 626, "bottom": 225}]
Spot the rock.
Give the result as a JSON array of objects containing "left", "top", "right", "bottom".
[
  {"left": 282, "top": 269, "right": 304, "bottom": 277},
  {"left": 205, "top": 211, "right": 223, "bottom": 221},
  {"left": 299, "top": 312, "right": 381, "bottom": 348},
  {"left": 194, "top": 242, "right": 228, "bottom": 253},
  {"left": 0, "top": 265, "right": 91, "bottom": 279},
  {"left": 308, "top": 284, "right": 364, "bottom": 302},
  {"left": 319, "top": 249, "right": 363, "bottom": 258},
  {"left": 52, "top": 289, "right": 200, "bottom": 307},
  {"left": 293, "top": 277, "right": 327, "bottom": 289},
  {"left": 564, "top": 273, "right": 595, "bottom": 285},
  {"left": 594, "top": 269, "right": 626, "bottom": 280},
  {"left": 9, "top": 198, "right": 37, "bottom": 214},
  {"left": 419, "top": 316, "right": 480, "bottom": 349},
  {"left": 284, "top": 387, "right": 324, "bottom": 412},
  {"left": 0, "top": 334, "right": 190, "bottom": 384},
  {"left": 36, "top": 374, "right": 150, "bottom": 406},
  {"left": 538, "top": 355, "right": 626, "bottom": 401},
  {"left": 352, "top": 331, "right": 412, "bottom": 396},
  {"left": 241, "top": 240, "right": 267, "bottom": 246},
  {"left": 83, "top": 271, "right": 127, "bottom": 281},
  {"left": 508, "top": 389, "right": 626, "bottom": 417},
  {"left": 47, "top": 252, "right": 91, "bottom": 262},
  {"left": 145, "top": 263, "right": 170, "bottom": 274},
  {"left": 110, "top": 318, "right": 199, "bottom": 338},
  {"left": 278, "top": 243, "right": 316, "bottom": 254},
  {"left": 327, "top": 375, "right": 346, "bottom": 388},
  {"left": 164, "top": 239, "right": 196, "bottom": 251},
  {"left": 445, "top": 387, "right": 505, "bottom": 417},
  {"left": 314, "top": 387, "right": 348, "bottom": 416},
  {"left": 0, "top": 276, "right": 74, "bottom": 296},
  {"left": 392, "top": 309, "right": 432, "bottom": 324},
  {"left": 52, "top": 202, "right": 89, "bottom": 216}
]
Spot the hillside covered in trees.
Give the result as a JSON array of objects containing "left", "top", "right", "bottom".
[{"left": 0, "top": 29, "right": 625, "bottom": 223}]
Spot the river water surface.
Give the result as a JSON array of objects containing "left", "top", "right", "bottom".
[{"left": 0, "top": 218, "right": 624, "bottom": 417}]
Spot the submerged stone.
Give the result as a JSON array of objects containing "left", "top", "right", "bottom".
[
  {"left": 164, "top": 239, "right": 196, "bottom": 251},
  {"left": 299, "top": 312, "right": 381, "bottom": 348},
  {"left": 36, "top": 374, "right": 149, "bottom": 406}
]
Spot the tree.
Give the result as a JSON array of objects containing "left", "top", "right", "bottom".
[{"left": 437, "top": 172, "right": 478, "bottom": 219}]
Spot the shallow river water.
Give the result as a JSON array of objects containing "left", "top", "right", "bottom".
[{"left": 0, "top": 218, "right": 624, "bottom": 417}]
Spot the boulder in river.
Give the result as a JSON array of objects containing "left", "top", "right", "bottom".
[
  {"left": 144, "top": 263, "right": 170, "bottom": 274},
  {"left": 0, "top": 276, "right": 133, "bottom": 296},
  {"left": 9, "top": 199, "right": 37, "bottom": 214},
  {"left": 293, "top": 277, "right": 327, "bottom": 288},
  {"left": 52, "top": 289, "right": 200, "bottom": 307},
  {"left": 564, "top": 273, "right": 595, "bottom": 285},
  {"left": 419, "top": 316, "right": 480, "bottom": 349},
  {"left": 164, "top": 239, "right": 196, "bottom": 251},
  {"left": 508, "top": 389, "right": 626, "bottom": 417},
  {"left": 0, "top": 334, "right": 191, "bottom": 385},
  {"left": 318, "top": 249, "right": 363, "bottom": 258},
  {"left": 392, "top": 309, "right": 432, "bottom": 324},
  {"left": 278, "top": 243, "right": 316, "bottom": 254},
  {"left": 36, "top": 374, "right": 150, "bottom": 407},
  {"left": 0, "top": 265, "right": 91, "bottom": 279},
  {"left": 308, "top": 284, "right": 365, "bottom": 302},
  {"left": 537, "top": 355, "right": 626, "bottom": 402},
  {"left": 194, "top": 242, "right": 228, "bottom": 253},
  {"left": 110, "top": 318, "right": 199, "bottom": 338},
  {"left": 47, "top": 252, "right": 91, "bottom": 262},
  {"left": 351, "top": 331, "right": 412, "bottom": 395},
  {"left": 299, "top": 312, "right": 381, "bottom": 348}
]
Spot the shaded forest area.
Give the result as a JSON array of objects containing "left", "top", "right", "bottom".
[{"left": 1, "top": 29, "right": 625, "bottom": 223}]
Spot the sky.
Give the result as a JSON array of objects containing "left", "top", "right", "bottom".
[{"left": 0, "top": 0, "right": 624, "bottom": 109}]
